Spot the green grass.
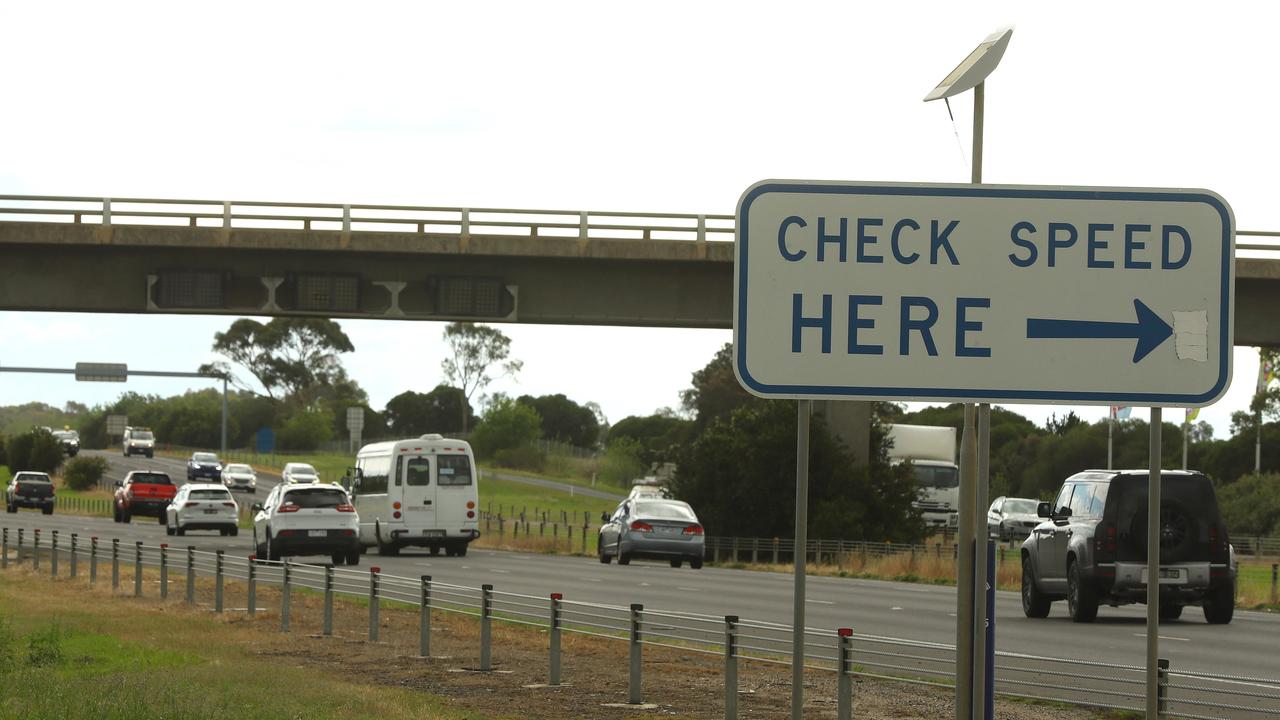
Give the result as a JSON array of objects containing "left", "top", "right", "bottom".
[
  {"left": 479, "top": 475, "right": 616, "bottom": 524},
  {"left": 0, "top": 466, "right": 9, "bottom": 485},
  {"left": 0, "top": 576, "right": 499, "bottom": 720}
]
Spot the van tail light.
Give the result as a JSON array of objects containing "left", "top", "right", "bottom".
[
  {"left": 683, "top": 524, "right": 704, "bottom": 536},
  {"left": 335, "top": 504, "right": 355, "bottom": 513},
  {"left": 277, "top": 504, "right": 300, "bottom": 513},
  {"left": 466, "top": 501, "right": 476, "bottom": 509},
  {"left": 467, "top": 510, "right": 475, "bottom": 518},
  {"left": 630, "top": 521, "right": 653, "bottom": 533}
]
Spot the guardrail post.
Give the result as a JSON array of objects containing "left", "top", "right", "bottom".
[
  {"left": 579, "top": 211, "right": 589, "bottom": 240},
  {"left": 480, "top": 583, "right": 493, "bottom": 670},
  {"left": 111, "top": 538, "right": 120, "bottom": 590},
  {"left": 1157, "top": 658, "right": 1169, "bottom": 718},
  {"left": 773, "top": 537, "right": 780, "bottom": 564},
  {"left": 724, "top": 615, "right": 738, "bottom": 720},
  {"left": 461, "top": 208, "right": 470, "bottom": 239},
  {"left": 2, "top": 528, "right": 8, "bottom": 569},
  {"left": 582, "top": 521, "right": 588, "bottom": 554},
  {"left": 837, "top": 628, "right": 854, "bottom": 720},
  {"left": 1272, "top": 564, "right": 1278, "bottom": 605},
  {"left": 752, "top": 538, "right": 759, "bottom": 564},
  {"left": 15, "top": 528, "right": 23, "bottom": 564},
  {"left": 369, "top": 567, "right": 381, "bottom": 642},
  {"left": 32, "top": 529, "right": 40, "bottom": 571},
  {"left": 69, "top": 533, "right": 77, "bottom": 578},
  {"left": 323, "top": 566, "right": 334, "bottom": 636},
  {"left": 222, "top": 201, "right": 231, "bottom": 228},
  {"left": 186, "top": 546, "right": 196, "bottom": 604},
  {"left": 134, "top": 542, "right": 143, "bottom": 597},
  {"left": 697, "top": 214, "right": 707, "bottom": 243},
  {"left": 159, "top": 545, "right": 168, "bottom": 599},
  {"left": 90, "top": 537, "right": 98, "bottom": 583},
  {"left": 215, "top": 551, "right": 225, "bottom": 613},
  {"left": 50, "top": 531, "right": 58, "bottom": 577},
  {"left": 102, "top": 197, "right": 111, "bottom": 225},
  {"left": 247, "top": 556, "right": 256, "bottom": 617},
  {"left": 281, "top": 559, "right": 291, "bottom": 633},
  {"left": 549, "top": 593, "right": 563, "bottom": 686},
  {"left": 342, "top": 204, "right": 351, "bottom": 232},
  {"left": 629, "top": 604, "right": 643, "bottom": 704}
]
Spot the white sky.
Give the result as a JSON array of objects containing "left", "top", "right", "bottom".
[{"left": 0, "top": 1, "right": 1275, "bottom": 436}]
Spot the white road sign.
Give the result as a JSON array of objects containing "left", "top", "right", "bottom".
[{"left": 733, "top": 181, "right": 1234, "bottom": 406}]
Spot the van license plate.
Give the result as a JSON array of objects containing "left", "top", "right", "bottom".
[
  {"left": 308, "top": 530, "right": 327, "bottom": 538},
  {"left": 1140, "top": 568, "right": 1187, "bottom": 584},
  {"left": 422, "top": 530, "right": 445, "bottom": 537}
]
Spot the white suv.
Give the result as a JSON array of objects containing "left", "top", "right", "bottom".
[
  {"left": 122, "top": 427, "right": 156, "bottom": 458},
  {"left": 252, "top": 483, "right": 360, "bottom": 565},
  {"left": 281, "top": 462, "right": 319, "bottom": 484},
  {"left": 222, "top": 463, "right": 257, "bottom": 493},
  {"left": 166, "top": 484, "right": 239, "bottom": 537}
]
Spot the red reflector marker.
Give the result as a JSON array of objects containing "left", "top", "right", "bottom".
[{"left": 838, "top": 627, "right": 853, "bottom": 637}]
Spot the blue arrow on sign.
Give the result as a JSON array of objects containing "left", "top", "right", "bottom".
[{"left": 1026, "top": 299, "right": 1174, "bottom": 363}]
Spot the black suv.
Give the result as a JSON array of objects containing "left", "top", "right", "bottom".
[
  {"left": 1021, "top": 470, "right": 1235, "bottom": 624},
  {"left": 186, "top": 452, "right": 223, "bottom": 482},
  {"left": 6, "top": 472, "right": 55, "bottom": 515}
]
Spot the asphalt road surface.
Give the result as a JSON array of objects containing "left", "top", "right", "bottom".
[{"left": 12, "top": 451, "right": 1279, "bottom": 686}]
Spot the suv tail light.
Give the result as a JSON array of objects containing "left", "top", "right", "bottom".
[
  {"left": 629, "top": 521, "right": 653, "bottom": 533},
  {"left": 1094, "top": 523, "right": 1117, "bottom": 561},
  {"left": 682, "top": 524, "right": 704, "bottom": 535},
  {"left": 277, "top": 504, "right": 300, "bottom": 513},
  {"left": 222, "top": 502, "right": 236, "bottom": 508},
  {"left": 335, "top": 503, "right": 355, "bottom": 512}
]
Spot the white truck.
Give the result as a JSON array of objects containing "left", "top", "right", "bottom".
[{"left": 886, "top": 424, "right": 959, "bottom": 529}]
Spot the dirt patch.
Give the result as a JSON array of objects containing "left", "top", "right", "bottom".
[{"left": 3, "top": 561, "right": 1103, "bottom": 720}]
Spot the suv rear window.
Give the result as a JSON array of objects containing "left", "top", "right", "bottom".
[
  {"left": 190, "top": 489, "right": 232, "bottom": 500},
  {"left": 437, "top": 455, "right": 472, "bottom": 486},
  {"left": 14, "top": 473, "right": 51, "bottom": 483},
  {"left": 281, "top": 488, "right": 347, "bottom": 508},
  {"left": 131, "top": 473, "right": 172, "bottom": 485}
]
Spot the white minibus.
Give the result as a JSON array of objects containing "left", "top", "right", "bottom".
[{"left": 346, "top": 434, "right": 481, "bottom": 557}]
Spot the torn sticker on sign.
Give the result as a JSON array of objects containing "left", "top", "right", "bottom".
[{"left": 1172, "top": 310, "right": 1208, "bottom": 362}]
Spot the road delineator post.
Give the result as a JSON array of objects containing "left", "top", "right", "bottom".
[
  {"left": 1157, "top": 658, "right": 1170, "bottom": 717},
  {"left": 134, "top": 541, "right": 143, "bottom": 597},
  {"left": 724, "top": 615, "right": 739, "bottom": 720},
  {"left": 2, "top": 528, "right": 8, "bottom": 570},
  {"left": 479, "top": 584, "right": 493, "bottom": 671},
  {"left": 629, "top": 603, "right": 643, "bottom": 704},
  {"left": 32, "top": 529, "right": 40, "bottom": 571},
  {"left": 837, "top": 628, "right": 854, "bottom": 720},
  {"left": 281, "top": 559, "right": 291, "bottom": 633},
  {"left": 215, "top": 551, "right": 225, "bottom": 612},
  {"left": 70, "top": 533, "right": 78, "bottom": 578},
  {"left": 247, "top": 556, "right": 257, "bottom": 617},
  {"left": 369, "top": 567, "right": 381, "bottom": 642},
  {"left": 15, "top": 529, "right": 22, "bottom": 564},
  {"left": 90, "top": 537, "right": 98, "bottom": 583},
  {"left": 549, "top": 593, "right": 563, "bottom": 686},
  {"left": 159, "top": 545, "right": 168, "bottom": 599},
  {"left": 185, "top": 546, "right": 195, "bottom": 604},
  {"left": 50, "top": 530, "right": 58, "bottom": 577},
  {"left": 111, "top": 538, "right": 120, "bottom": 590},
  {"left": 419, "top": 575, "right": 432, "bottom": 657},
  {"left": 323, "top": 566, "right": 334, "bottom": 636}
]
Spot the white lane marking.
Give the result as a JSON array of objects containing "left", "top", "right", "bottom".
[
  {"left": 948, "top": 613, "right": 957, "bottom": 617},
  {"left": 891, "top": 606, "right": 904, "bottom": 611},
  {"left": 806, "top": 599, "right": 834, "bottom": 605},
  {"left": 676, "top": 586, "right": 700, "bottom": 592},
  {"left": 491, "top": 568, "right": 509, "bottom": 574},
  {"left": 639, "top": 582, "right": 651, "bottom": 587},
  {"left": 590, "top": 578, "right": 602, "bottom": 583},
  {"left": 1133, "top": 633, "right": 1190, "bottom": 642}
]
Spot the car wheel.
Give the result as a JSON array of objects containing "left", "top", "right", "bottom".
[
  {"left": 146, "top": 452, "right": 153, "bottom": 459},
  {"left": 331, "top": 553, "right": 346, "bottom": 566},
  {"left": 599, "top": 542, "right": 612, "bottom": 564},
  {"left": 267, "top": 534, "right": 281, "bottom": 563},
  {"left": 230, "top": 527, "right": 238, "bottom": 537},
  {"left": 455, "top": 543, "right": 467, "bottom": 558},
  {"left": 112, "top": 506, "right": 120, "bottom": 522},
  {"left": 1159, "top": 603, "right": 1184, "bottom": 621},
  {"left": 618, "top": 551, "right": 631, "bottom": 566},
  {"left": 1021, "top": 557, "right": 1052, "bottom": 618},
  {"left": 1203, "top": 581, "right": 1235, "bottom": 624},
  {"left": 166, "top": 524, "right": 175, "bottom": 536},
  {"left": 6, "top": 503, "right": 16, "bottom": 514},
  {"left": 1067, "top": 560, "right": 1099, "bottom": 623},
  {"left": 158, "top": 514, "right": 166, "bottom": 525},
  {"left": 669, "top": 558, "right": 682, "bottom": 569},
  {"left": 42, "top": 506, "right": 53, "bottom": 516},
  {"left": 345, "top": 551, "right": 360, "bottom": 566},
  {"left": 122, "top": 510, "right": 132, "bottom": 524},
  {"left": 176, "top": 527, "right": 185, "bottom": 537},
  {"left": 690, "top": 557, "right": 704, "bottom": 570}
]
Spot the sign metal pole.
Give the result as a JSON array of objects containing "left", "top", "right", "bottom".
[
  {"left": 791, "top": 399, "right": 811, "bottom": 720},
  {"left": 1146, "top": 408, "right": 1163, "bottom": 719}
]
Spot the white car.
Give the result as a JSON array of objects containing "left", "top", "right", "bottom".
[
  {"left": 166, "top": 484, "right": 239, "bottom": 537},
  {"left": 281, "top": 462, "right": 320, "bottom": 484},
  {"left": 222, "top": 463, "right": 257, "bottom": 493},
  {"left": 252, "top": 483, "right": 360, "bottom": 565}
]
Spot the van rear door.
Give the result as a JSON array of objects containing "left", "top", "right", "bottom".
[{"left": 396, "top": 455, "right": 438, "bottom": 535}]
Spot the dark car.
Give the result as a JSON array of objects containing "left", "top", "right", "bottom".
[
  {"left": 6, "top": 472, "right": 55, "bottom": 515},
  {"left": 1021, "top": 469, "right": 1236, "bottom": 624},
  {"left": 52, "top": 430, "right": 80, "bottom": 457},
  {"left": 598, "top": 498, "right": 705, "bottom": 569},
  {"left": 186, "top": 452, "right": 223, "bottom": 482}
]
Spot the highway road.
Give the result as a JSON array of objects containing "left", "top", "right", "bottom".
[{"left": 10, "top": 452, "right": 1280, "bottom": 689}]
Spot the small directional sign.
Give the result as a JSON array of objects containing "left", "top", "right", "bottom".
[{"left": 733, "top": 181, "right": 1234, "bottom": 406}]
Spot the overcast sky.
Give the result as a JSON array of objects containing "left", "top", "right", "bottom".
[{"left": 0, "top": 1, "right": 1275, "bottom": 437}]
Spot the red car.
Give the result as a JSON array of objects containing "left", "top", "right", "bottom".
[{"left": 113, "top": 471, "right": 177, "bottom": 524}]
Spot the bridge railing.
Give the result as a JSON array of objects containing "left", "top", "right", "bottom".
[
  {"left": 3, "top": 193, "right": 1276, "bottom": 256},
  {"left": 0, "top": 194, "right": 736, "bottom": 243}
]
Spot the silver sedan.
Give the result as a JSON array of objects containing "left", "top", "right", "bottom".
[{"left": 598, "top": 498, "right": 705, "bottom": 569}]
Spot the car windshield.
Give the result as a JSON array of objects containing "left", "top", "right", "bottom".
[
  {"left": 634, "top": 501, "right": 696, "bottom": 521},
  {"left": 134, "top": 432, "right": 154, "bottom": 440},
  {"left": 190, "top": 489, "right": 231, "bottom": 500},
  {"left": 289, "top": 465, "right": 317, "bottom": 475},
  {"left": 132, "top": 473, "right": 172, "bottom": 485},
  {"left": 1004, "top": 499, "right": 1039, "bottom": 514},
  {"left": 193, "top": 453, "right": 218, "bottom": 463},
  {"left": 54, "top": 431, "right": 78, "bottom": 440},
  {"left": 225, "top": 464, "right": 252, "bottom": 474},
  {"left": 281, "top": 488, "right": 346, "bottom": 508}
]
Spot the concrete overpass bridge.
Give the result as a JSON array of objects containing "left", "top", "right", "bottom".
[{"left": 0, "top": 194, "right": 1277, "bottom": 346}]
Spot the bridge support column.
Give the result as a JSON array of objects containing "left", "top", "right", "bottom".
[{"left": 813, "top": 400, "right": 871, "bottom": 466}]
